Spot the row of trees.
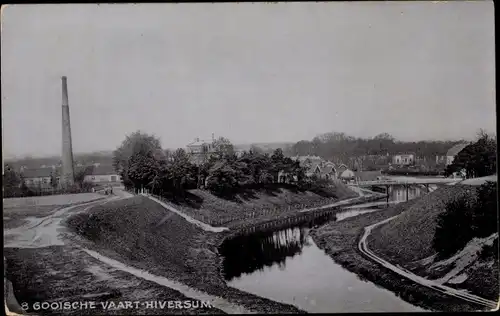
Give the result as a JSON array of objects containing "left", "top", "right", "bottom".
[
  {"left": 287, "top": 132, "right": 466, "bottom": 169},
  {"left": 112, "top": 131, "right": 313, "bottom": 199}
]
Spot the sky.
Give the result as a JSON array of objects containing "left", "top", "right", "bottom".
[{"left": 1, "top": 2, "right": 496, "bottom": 158}]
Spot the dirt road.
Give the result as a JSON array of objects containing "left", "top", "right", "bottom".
[{"left": 358, "top": 216, "right": 498, "bottom": 310}]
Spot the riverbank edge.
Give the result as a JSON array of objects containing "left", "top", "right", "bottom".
[{"left": 309, "top": 199, "right": 486, "bottom": 312}]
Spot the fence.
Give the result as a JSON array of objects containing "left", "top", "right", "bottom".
[{"left": 147, "top": 193, "right": 341, "bottom": 227}]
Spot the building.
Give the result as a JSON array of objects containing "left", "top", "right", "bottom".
[
  {"left": 392, "top": 153, "right": 415, "bottom": 166},
  {"left": 446, "top": 143, "right": 469, "bottom": 166},
  {"left": 186, "top": 138, "right": 215, "bottom": 155},
  {"left": 336, "top": 164, "right": 349, "bottom": 174},
  {"left": 83, "top": 164, "right": 122, "bottom": 184},
  {"left": 20, "top": 164, "right": 121, "bottom": 188},
  {"left": 21, "top": 168, "right": 56, "bottom": 189}
]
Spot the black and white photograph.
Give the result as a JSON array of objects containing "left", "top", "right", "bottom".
[{"left": 2, "top": 2, "right": 498, "bottom": 314}]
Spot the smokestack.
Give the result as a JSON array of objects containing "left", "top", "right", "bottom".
[{"left": 61, "top": 76, "right": 75, "bottom": 187}]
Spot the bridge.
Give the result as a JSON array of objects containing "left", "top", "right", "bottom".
[{"left": 352, "top": 178, "right": 461, "bottom": 202}]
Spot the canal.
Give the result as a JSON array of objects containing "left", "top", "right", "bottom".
[{"left": 219, "top": 185, "right": 428, "bottom": 313}]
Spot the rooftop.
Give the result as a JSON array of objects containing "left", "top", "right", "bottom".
[{"left": 446, "top": 143, "right": 469, "bottom": 157}]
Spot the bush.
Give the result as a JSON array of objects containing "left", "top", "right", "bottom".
[
  {"left": 433, "top": 181, "right": 498, "bottom": 258},
  {"left": 471, "top": 181, "right": 497, "bottom": 238},
  {"left": 433, "top": 196, "right": 475, "bottom": 258}
]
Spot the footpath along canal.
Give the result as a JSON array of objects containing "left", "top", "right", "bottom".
[{"left": 219, "top": 185, "right": 430, "bottom": 313}]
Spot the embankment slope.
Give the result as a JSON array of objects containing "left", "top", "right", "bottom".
[
  {"left": 67, "top": 195, "right": 303, "bottom": 314},
  {"left": 368, "top": 183, "right": 499, "bottom": 302},
  {"left": 163, "top": 182, "right": 357, "bottom": 226},
  {"left": 368, "top": 185, "right": 477, "bottom": 263}
]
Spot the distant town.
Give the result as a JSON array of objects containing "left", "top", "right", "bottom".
[{"left": 3, "top": 133, "right": 471, "bottom": 194}]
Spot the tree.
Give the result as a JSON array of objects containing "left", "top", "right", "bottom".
[
  {"left": 3, "top": 166, "right": 21, "bottom": 197},
  {"left": 211, "top": 137, "right": 234, "bottom": 160},
  {"left": 75, "top": 166, "right": 95, "bottom": 187},
  {"left": 113, "top": 131, "right": 163, "bottom": 186},
  {"left": 446, "top": 133, "right": 496, "bottom": 179},
  {"left": 50, "top": 171, "right": 58, "bottom": 189},
  {"left": 206, "top": 161, "right": 240, "bottom": 197},
  {"left": 271, "top": 148, "right": 286, "bottom": 182},
  {"left": 127, "top": 151, "right": 161, "bottom": 191}
]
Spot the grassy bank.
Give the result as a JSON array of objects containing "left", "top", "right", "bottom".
[
  {"left": 154, "top": 183, "right": 358, "bottom": 227},
  {"left": 309, "top": 199, "right": 485, "bottom": 312},
  {"left": 66, "top": 196, "right": 305, "bottom": 314},
  {"left": 368, "top": 185, "right": 477, "bottom": 263},
  {"left": 367, "top": 184, "right": 499, "bottom": 302}
]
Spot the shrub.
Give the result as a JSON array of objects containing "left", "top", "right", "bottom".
[
  {"left": 433, "top": 196, "right": 475, "bottom": 258},
  {"left": 433, "top": 181, "right": 498, "bottom": 258},
  {"left": 471, "top": 181, "right": 497, "bottom": 238}
]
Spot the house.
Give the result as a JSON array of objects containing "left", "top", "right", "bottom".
[
  {"left": 318, "top": 165, "right": 337, "bottom": 180},
  {"left": 186, "top": 138, "right": 215, "bottom": 155},
  {"left": 21, "top": 168, "right": 56, "bottom": 189},
  {"left": 446, "top": 143, "right": 469, "bottom": 166},
  {"left": 336, "top": 164, "right": 349, "bottom": 174},
  {"left": 392, "top": 153, "right": 415, "bottom": 166},
  {"left": 83, "top": 164, "right": 122, "bottom": 184}
]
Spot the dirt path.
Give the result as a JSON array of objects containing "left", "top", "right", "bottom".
[
  {"left": 145, "top": 194, "right": 229, "bottom": 233},
  {"left": 359, "top": 216, "right": 498, "bottom": 310},
  {"left": 81, "top": 248, "right": 254, "bottom": 314}
]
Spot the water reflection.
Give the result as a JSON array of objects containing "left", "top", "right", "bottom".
[
  {"left": 221, "top": 225, "right": 423, "bottom": 312},
  {"left": 220, "top": 215, "right": 334, "bottom": 280}
]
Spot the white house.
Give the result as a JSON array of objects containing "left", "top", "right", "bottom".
[
  {"left": 83, "top": 164, "right": 121, "bottom": 184},
  {"left": 392, "top": 153, "right": 415, "bottom": 166}
]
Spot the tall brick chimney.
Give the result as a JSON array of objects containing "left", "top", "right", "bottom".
[{"left": 60, "top": 76, "right": 75, "bottom": 187}]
